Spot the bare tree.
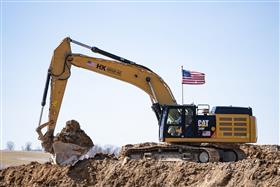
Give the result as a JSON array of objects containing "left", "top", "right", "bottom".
[
  {"left": 24, "top": 142, "right": 32, "bottom": 151},
  {"left": 112, "top": 146, "right": 120, "bottom": 156},
  {"left": 95, "top": 145, "right": 103, "bottom": 153},
  {"left": 103, "top": 145, "right": 120, "bottom": 156},
  {"left": 6, "top": 141, "right": 15, "bottom": 151}
]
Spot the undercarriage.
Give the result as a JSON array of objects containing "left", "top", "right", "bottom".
[{"left": 120, "top": 143, "right": 246, "bottom": 163}]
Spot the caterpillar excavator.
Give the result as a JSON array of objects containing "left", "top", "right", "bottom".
[{"left": 36, "top": 37, "right": 257, "bottom": 165}]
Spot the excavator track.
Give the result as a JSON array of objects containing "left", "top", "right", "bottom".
[
  {"left": 121, "top": 143, "right": 246, "bottom": 163},
  {"left": 122, "top": 144, "right": 220, "bottom": 163},
  {"left": 205, "top": 143, "right": 247, "bottom": 162}
]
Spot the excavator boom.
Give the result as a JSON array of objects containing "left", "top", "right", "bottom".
[{"left": 37, "top": 37, "right": 176, "bottom": 154}]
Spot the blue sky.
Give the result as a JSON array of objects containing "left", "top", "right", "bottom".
[{"left": 1, "top": 1, "right": 279, "bottom": 150}]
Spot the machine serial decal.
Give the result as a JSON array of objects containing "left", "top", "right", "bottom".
[
  {"left": 90, "top": 62, "right": 122, "bottom": 76},
  {"left": 106, "top": 67, "right": 122, "bottom": 76},
  {"left": 87, "top": 60, "right": 122, "bottom": 76}
]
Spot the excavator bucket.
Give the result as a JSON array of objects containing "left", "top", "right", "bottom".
[
  {"left": 52, "top": 141, "right": 89, "bottom": 165},
  {"left": 51, "top": 120, "right": 94, "bottom": 165}
]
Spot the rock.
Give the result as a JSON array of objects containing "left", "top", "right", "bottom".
[{"left": 53, "top": 120, "right": 94, "bottom": 149}]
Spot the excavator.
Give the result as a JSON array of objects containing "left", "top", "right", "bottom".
[{"left": 36, "top": 37, "right": 257, "bottom": 165}]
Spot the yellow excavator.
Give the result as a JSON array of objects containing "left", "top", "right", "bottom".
[{"left": 36, "top": 37, "right": 257, "bottom": 164}]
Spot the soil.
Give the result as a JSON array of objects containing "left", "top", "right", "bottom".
[
  {"left": 1, "top": 144, "right": 279, "bottom": 187},
  {"left": 54, "top": 120, "right": 94, "bottom": 149}
]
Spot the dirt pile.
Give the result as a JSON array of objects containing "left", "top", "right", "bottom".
[
  {"left": 241, "top": 144, "right": 279, "bottom": 160},
  {"left": 1, "top": 144, "right": 279, "bottom": 187},
  {"left": 54, "top": 120, "right": 93, "bottom": 148}
]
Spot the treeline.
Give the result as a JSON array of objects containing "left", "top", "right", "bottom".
[
  {"left": 5, "top": 141, "right": 42, "bottom": 151},
  {"left": 5, "top": 141, "right": 120, "bottom": 155},
  {"left": 91, "top": 144, "right": 120, "bottom": 156}
]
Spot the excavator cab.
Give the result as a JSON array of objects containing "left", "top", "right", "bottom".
[
  {"left": 159, "top": 104, "right": 256, "bottom": 144},
  {"left": 159, "top": 105, "right": 197, "bottom": 141}
]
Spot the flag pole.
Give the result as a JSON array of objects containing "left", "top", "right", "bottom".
[{"left": 181, "top": 65, "right": 184, "bottom": 105}]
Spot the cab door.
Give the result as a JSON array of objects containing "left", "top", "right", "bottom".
[{"left": 160, "top": 106, "right": 184, "bottom": 141}]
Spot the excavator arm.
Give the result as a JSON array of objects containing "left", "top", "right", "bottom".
[{"left": 36, "top": 37, "right": 176, "bottom": 154}]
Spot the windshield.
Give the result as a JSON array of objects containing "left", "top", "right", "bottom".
[{"left": 167, "top": 108, "right": 182, "bottom": 125}]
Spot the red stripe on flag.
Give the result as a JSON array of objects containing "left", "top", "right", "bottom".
[{"left": 182, "top": 69, "right": 205, "bottom": 85}]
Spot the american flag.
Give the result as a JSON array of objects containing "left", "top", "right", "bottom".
[{"left": 182, "top": 69, "right": 205, "bottom": 85}]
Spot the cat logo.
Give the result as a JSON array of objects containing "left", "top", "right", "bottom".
[{"left": 198, "top": 120, "right": 209, "bottom": 130}]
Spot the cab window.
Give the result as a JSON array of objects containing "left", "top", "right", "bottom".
[
  {"left": 167, "top": 108, "right": 182, "bottom": 137},
  {"left": 167, "top": 108, "right": 182, "bottom": 125}
]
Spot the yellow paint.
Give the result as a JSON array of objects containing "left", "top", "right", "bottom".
[
  {"left": 70, "top": 55, "right": 176, "bottom": 105},
  {"left": 165, "top": 114, "right": 257, "bottom": 143}
]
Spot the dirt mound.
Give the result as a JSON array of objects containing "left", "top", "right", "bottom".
[
  {"left": 54, "top": 120, "right": 93, "bottom": 148},
  {"left": 93, "top": 153, "right": 117, "bottom": 160},
  {"left": 1, "top": 144, "right": 279, "bottom": 186},
  {"left": 241, "top": 144, "right": 279, "bottom": 160}
]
